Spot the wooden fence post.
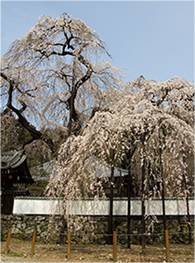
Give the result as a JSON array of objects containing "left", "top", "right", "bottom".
[
  {"left": 67, "top": 230, "right": 71, "bottom": 260},
  {"left": 165, "top": 229, "right": 170, "bottom": 261},
  {"left": 5, "top": 228, "right": 12, "bottom": 254},
  {"left": 31, "top": 229, "right": 36, "bottom": 256},
  {"left": 112, "top": 231, "right": 117, "bottom": 262}
]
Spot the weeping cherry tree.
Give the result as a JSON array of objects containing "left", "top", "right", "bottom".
[
  {"left": 46, "top": 77, "right": 194, "bottom": 241},
  {"left": 0, "top": 13, "right": 121, "bottom": 153}
]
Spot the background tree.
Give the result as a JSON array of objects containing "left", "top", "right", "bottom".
[{"left": 1, "top": 109, "right": 31, "bottom": 152}]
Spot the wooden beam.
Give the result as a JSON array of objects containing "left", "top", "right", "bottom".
[{"left": 5, "top": 228, "right": 12, "bottom": 254}]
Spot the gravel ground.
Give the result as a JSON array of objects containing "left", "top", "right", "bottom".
[{"left": 1, "top": 239, "right": 194, "bottom": 262}]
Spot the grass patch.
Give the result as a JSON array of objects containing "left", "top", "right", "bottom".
[{"left": 6, "top": 250, "right": 24, "bottom": 257}]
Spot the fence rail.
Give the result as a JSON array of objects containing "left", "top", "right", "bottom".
[{"left": 4, "top": 228, "right": 193, "bottom": 262}]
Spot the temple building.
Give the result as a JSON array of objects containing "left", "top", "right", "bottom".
[{"left": 1, "top": 150, "right": 34, "bottom": 214}]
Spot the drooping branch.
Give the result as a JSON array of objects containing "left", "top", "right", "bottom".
[
  {"left": 2, "top": 14, "right": 115, "bottom": 140},
  {"left": 1, "top": 72, "right": 55, "bottom": 152}
]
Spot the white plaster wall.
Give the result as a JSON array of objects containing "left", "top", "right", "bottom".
[{"left": 13, "top": 198, "right": 194, "bottom": 216}]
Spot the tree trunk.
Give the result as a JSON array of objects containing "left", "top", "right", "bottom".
[
  {"left": 159, "top": 130, "right": 167, "bottom": 248},
  {"left": 141, "top": 154, "right": 146, "bottom": 250},
  {"left": 127, "top": 160, "right": 132, "bottom": 248},
  {"left": 108, "top": 165, "right": 114, "bottom": 244}
]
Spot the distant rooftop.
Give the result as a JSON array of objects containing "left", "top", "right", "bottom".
[{"left": 1, "top": 150, "right": 26, "bottom": 169}]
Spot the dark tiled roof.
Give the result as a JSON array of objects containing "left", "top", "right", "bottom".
[
  {"left": 1, "top": 150, "right": 34, "bottom": 185},
  {"left": 1, "top": 150, "right": 26, "bottom": 169}
]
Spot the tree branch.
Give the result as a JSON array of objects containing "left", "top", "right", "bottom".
[{"left": 1, "top": 72, "right": 55, "bottom": 152}]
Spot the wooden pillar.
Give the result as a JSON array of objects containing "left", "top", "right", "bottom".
[
  {"left": 112, "top": 231, "right": 117, "bottom": 262},
  {"left": 185, "top": 195, "right": 192, "bottom": 244},
  {"left": 108, "top": 166, "right": 114, "bottom": 244},
  {"left": 182, "top": 170, "right": 192, "bottom": 244},
  {"left": 5, "top": 228, "right": 12, "bottom": 254},
  {"left": 31, "top": 228, "right": 36, "bottom": 256},
  {"left": 67, "top": 230, "right": 71, "bottom": 259},
  {"left": 165, "top": 228, "right": 170, "bottom": 261}
]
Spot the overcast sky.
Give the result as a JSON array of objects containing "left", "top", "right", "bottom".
[{"left": 1, "top": 1, "right": 194, "bottom": 82}]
